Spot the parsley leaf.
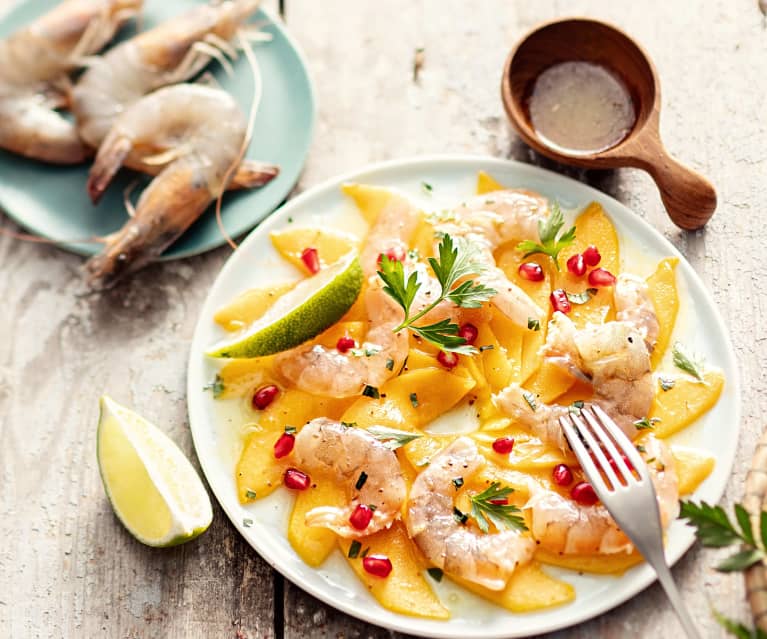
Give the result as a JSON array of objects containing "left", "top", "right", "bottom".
[
  {"left": 672, "top": 342, "right": 706, "bottom": 381},
  {"left": 527, "top": 317, "right": 541, "bottom": 331},
  {"left": 378, "top": 255, "right": 419, "bottom": 318},
  {"left": 203, "top": 374, "right": 225, "bottom": 398},
  {"left": 714, "top": 609, "right": 767, "bottom": 639},
  {"left": 566, "top": 288, "right": 598, "bottom": 305},
  {"left": 469, "top": 482, "right": 527, "bottom": 533},
  {"left": 516, "top": 203, "right": 576, "bottom": 271},
  {"left": 633, "top": 417, "right": 660, "bottom": 430},
  {"left": 367, "top": 426, "right": 422, "bottom": 449}
]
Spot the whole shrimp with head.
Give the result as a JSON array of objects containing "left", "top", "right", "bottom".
[
  {"left": 0, "top": 0, "right": 141, "bottom": 163},
  {"left": 528, "top": 434, "right": 679, "bottom": 554},
  {"left": 496, "top": 272, "right": 659, "bottom": 449},
  {"left": 71, "top": 0, "right": 275, "bottom": 193},
  {"left": 84, "top": 84, "right": 249, "bottom": 289},
  {"left": 407, "top": 437, "right": 535, "bottom": 590},
  {"left": 428, "top": 189, "right": 550, "bottom": 329},
  {"left": 292, "top": 418, "right": 407, "bottom": 537},
  {"left": 275, "top": 190, "right": 420, "bottom": 398}
]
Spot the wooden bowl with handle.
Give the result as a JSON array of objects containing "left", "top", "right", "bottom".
[{"left": 501, "top": 18, "right": 717, "bottom": 230}]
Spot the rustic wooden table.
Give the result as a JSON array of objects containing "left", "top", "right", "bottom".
[{"left": 2, "top": 1, "right": 766, "bottom": 637}]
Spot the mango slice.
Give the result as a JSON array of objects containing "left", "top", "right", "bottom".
[
  {"left": 256, "top": 388, "right": 354, "bottom": 432},
  {"left": 476, "top": 323, "right": 512, "bottom": 391},
  {"left": 650, "top": 371, "right": 725, "bottom": 438},
  {"left": 536, "top": 549, "right": 643, "bottom": 575},
  {"left": 288, "top": 480, "right": 346, "bottom": 567},
  {"left": 270, "top": 227, "right": 359, "bottom": 274},
  {"left": 214, "top": 284, "right": 293, "bottom": 331},
  {"left": 342, "top": 183, "right": 400, "bottom": 224},
  {"left": 476, "top": 170, "right": 506, "bottom": 195},
  {"left": 218, "top": 357, "right": 274, "bottom": 399},
  {"left": 455, "top": 562, "right": 574, "bottom": 612},
  {"left": 672, "top": 445, "right": 715, "bottom": 495},
  {"left": 556, "top": 202, "right": 619, "bottom": 329},
  {"left": 646, "top": 258, "right": 679, "bottom": 368},
  {"left": 339, "top": 522, "right": 449, "bottom": 619},
  {"left": 490, "top": 313, "right": 525, "bottom": 383},
  {"left": 236, "top": 426, "right": 288, "bottom": 502},
  {"left": 523, "top": 360, "right": 576, "bottom": 403}
]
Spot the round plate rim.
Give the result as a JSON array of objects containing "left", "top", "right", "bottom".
[
  {"left": 0, "top": 4, "right": 316, "bottom": 261},
  {"left": 187, "top": 154, "right": 741, "bottom": 638}
]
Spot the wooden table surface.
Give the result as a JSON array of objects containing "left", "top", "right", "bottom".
[{"left": 2, "top": 1, "right": 766, "bottom": 637}]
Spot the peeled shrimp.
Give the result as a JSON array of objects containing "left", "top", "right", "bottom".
[
  {"left": 614, "top": 273, "right": 660, "bottom": 352},
  {"left": 432, "top": 190, "right": 549, "bottom": 328},
  {"left": 0, "top": 0, "right": 141, "bottom": 163},
  {"left": 275, "top": 276, "right": 408, "bottom": 397},
  {"left": 528, "top": 435, "right": 679, "bottom": 554},
  {"left": 71, "top": 0, "right": 273, "bottom": 193},
  {"left": 84, "top": 84, "right": 247, "bottom": 289},
  {"left": 496, "top": 313, "right": 653, "bottom": 447},
  {"left": 292, "top": 418, "right": 407, "bottom": 537},
  {"left": 407, "top": 437, "right": 535, "bottom": 590}
]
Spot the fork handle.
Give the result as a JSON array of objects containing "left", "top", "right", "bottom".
[{"left": 641, "top": 545, "right": 702, "bottom": 639}]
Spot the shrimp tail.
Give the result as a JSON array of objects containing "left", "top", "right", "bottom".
[
  {"left": 87, "top": 134, "right": 132, "bottom": 203},
  {"left": 229, "top": 160, "right": 280, "bottom": 190}
]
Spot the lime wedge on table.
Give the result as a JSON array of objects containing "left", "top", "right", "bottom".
[
  {"left": 207, "top": 254, "right": 364, "bottom": 358},
  {"left": 97, "top": 396, "right": 213, "bottom": 547}
]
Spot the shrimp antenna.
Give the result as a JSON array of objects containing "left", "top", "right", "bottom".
[
  {"left": 0, "top": 217, "right": 105, "bottom": 246},
  {"left": 213, "top": 28, "right": 265, "bottom": 252}
]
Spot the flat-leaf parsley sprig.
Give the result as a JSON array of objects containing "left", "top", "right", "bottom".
[
  {"left": 377, "top": 234, "right": 496, "bottom": 354},
  {"left": 516, "top": 202, "right": 576, "bottom": 271},
  {"left": 469, "top": 482, "right": 528, "bottom": 533}
]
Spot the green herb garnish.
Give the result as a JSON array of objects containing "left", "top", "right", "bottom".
[
  {"left": 245, "top": 490, "right": 257, "bottom": 500},
  {"left": 469, "top": 482, "right": 527, "bottom": 533},
  {"left": 284, "top": 425, "right": 297, "bottom": 435},
  {"left": 528, "top": 317, "right": 541, "bottom": 331},
  {"left": 565, "top": 288, "right": 598, "bottom": 305},
  {"left": 421, "top": 180, "right": 433, "bottom": 194},
  {"left": 410, "top": 392, "right": 419, "bottom": 408},
  {"left": 377, "top": 234, "right": 496, "bottom": 353},
  {"left": 634, "top": 417, "right": 660, "bottom": 430},
  {"left": 713, "top": 608, "right": 767, "bottom": 638},
  {"left": 362, "top": 385, "right": 380, "bottom": 399},
  {"left": 348, "top": 540, "right": 362, "bottom": 559},
  {"left": 523, "top": 391, "right": 537, "bottom": 412},
  {"left": 452, "top": 477, "right": 464, "bottom": 489},
  {"left": 672, "top": 342, "right": 706, "bottom": 382},
  {"left": 427, "top": 567, "right": 443, "bottom": 582},
  {"left": 341, "top": 421, "right": 357, "bottom": 429},
  {"left": 385, "top": 358, "right": 394, "bottom": 371},
  {"left": 355, "top": 471, "right": 368, "bottom": 490},
  {"left": 680, "top": 501, "right": 766, "bottom": 571},
  {"left": 516, "top": 203, "right": 576, "bottom": 271},
  {"left": 453, "top": 507, "right": 468, "bottom": 525},
  {"left": 367, "top": 426, "right": 422, "bottom": 449},
  {"left": 203, "top": 374, "right": 225, "bottom": 398},
  {"left": 243, "top": 518, "right": 253, "bottom": 528},
  {"left": 479, "top": 344, "right": 494, "bottom": 352}
]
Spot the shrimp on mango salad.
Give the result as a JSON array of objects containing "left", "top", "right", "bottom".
[{"left": 206, "top": 173, "right": 725, "bottom": 619}]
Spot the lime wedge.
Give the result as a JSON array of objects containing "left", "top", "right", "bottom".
[
  {"left": 97, "top": 396, "right": 213, "bottom": 547},
  {"left": 207, "top": 253, "right": 364, "bottom": 358}
]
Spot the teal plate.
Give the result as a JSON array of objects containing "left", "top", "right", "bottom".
[{"left": 0, "top": 1, "right": 315, "bottom": 258}]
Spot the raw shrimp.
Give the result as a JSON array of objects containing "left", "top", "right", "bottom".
[
  {"left": 407, "top": 437, "right": 535, "bottom": 591},
  {"left": 614, "top": 273, "right": 660, "bottom": 352},
  {"left": 292, "top": 418, "right": 407, "bottom": 537},
  {"left": 432, "top": 190, "right": 550, "bottom": 328},
  {"left": 0, "top": 0, "right": 141, "bottom": 163},
  {"left": 71, "top": 0, "right": 272, "bottom": 193},
  {"left": 84, "top": 84, "right": 247, "bottom": 289},
  {"left": 496, "top": 312, "right": 654, "bottom": 446},
  {"left": 527, "top": 435, "right": 679, "bottom": 554},
  {"left": 275, "top": 277, "right": 408, "bottom": 397}
]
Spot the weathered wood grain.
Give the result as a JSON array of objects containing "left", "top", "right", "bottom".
[{"left": 1, "top": 0, "right": 765, "bottom": 637}]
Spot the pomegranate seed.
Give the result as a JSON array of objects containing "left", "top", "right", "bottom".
[
  {"left": 458, "top": 323, "right": 479, "bottom": 345},
  {"left": 492, "top": 437, "right": 515, "bottom": 454},
  {"left": 566, "top": 253, "right": 587, "bottom": 277},
  {"left": 252, "top": 384, "right": 279, "bottom": 410},
  {"left": 588, "top": 268, "right": 616, "bottom": 287},
  {"left": 550, "top": 289, "right": 571, "bottom": 314},
  {"left": 336, "top": 336, "right": 356, "bottom": 353},
  {"left": 377, "top": 246, "right": 406, "bottom": 265},
  {"left": 582, "top": 245, "right": 601, "bottom": 266},
  {"left": 300, "top": 247, "right": 320, "bottom": 274},
  {"left": 552, "top": 464, "right": 574, "bottom": 486},
  {"left": 437, "top": 350, "right": 459, "bottom": 369},
  {"left": 571, "top": 481, "right": 598, "bottom": 505},
  {"left": 608, "top": 454, "right": 633, "bottom": 474},
  {"left": 489, "top": 497, "right": 509, "bottom": 505},
  {"left": 273, "top": 432, "right": 295, "bottom": 459},
  {"left": 284, "top": 468, "right": 310, "bottom": 490},
  {"left": 362, "top": 554, "right": 393, "bottom": 578},
  {"left": 349, "top": 504, "right": 374, "bottom": 530},
  {"left": 518, "top": 262, "right": 545, "bottom": 282}
]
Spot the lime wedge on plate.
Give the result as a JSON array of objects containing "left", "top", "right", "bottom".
[
  {"left": 207, "top": 253, "right": 364, "bottom": 358},
  {"left": 97, "top": 396, "right": 213, "bottom": 547}
]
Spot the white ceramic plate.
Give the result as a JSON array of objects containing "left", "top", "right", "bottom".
[{"left": 187, "top": 155, "right": 740, "bottom": 638}]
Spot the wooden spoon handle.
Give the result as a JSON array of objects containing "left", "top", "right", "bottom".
[{"left": 637, "top": 146, "right": 717, "bottom": 230}]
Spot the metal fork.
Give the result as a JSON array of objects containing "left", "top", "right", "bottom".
[{"left": 559, "top": 405, "right": 701, "bottom": 639}]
